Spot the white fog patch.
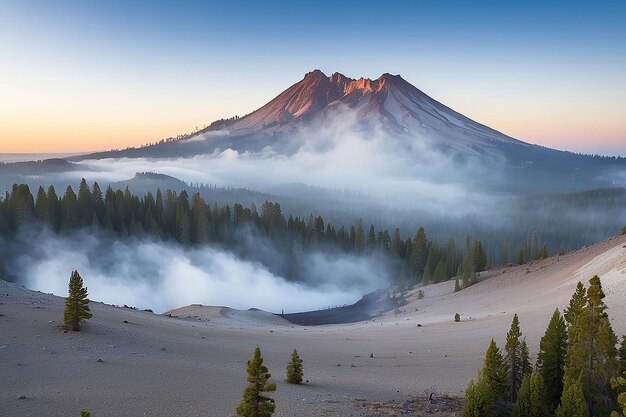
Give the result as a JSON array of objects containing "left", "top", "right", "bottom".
[
  {"left": 67, "top": 107, "right": 506, "bottom": 215},
  {"left": 184, "top": 130, "right": 230, "bottom": 142},
  {"left": 10, "top": 229, "right": 387, "bottom": 314}
]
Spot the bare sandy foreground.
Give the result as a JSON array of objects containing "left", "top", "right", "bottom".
[{"left": 1, "top": 234, "right": 625, "bottom": 416}]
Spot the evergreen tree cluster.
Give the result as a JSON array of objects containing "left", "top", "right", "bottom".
[
  {"left": 561, "top": 275, "right": 619, "bottom": 417},
  {"left": 463, "top": 276, "right": 623, "bottom": 417},
  {"left": 2, "top": 181, "right": 619, "bottom": 281},
  {"left": 0, "top": 181, "right": 492, "bottom": 287},
  {"left": 2, "top": 181, "right": 624, "bottom": 268}
]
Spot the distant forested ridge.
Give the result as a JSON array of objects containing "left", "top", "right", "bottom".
[{"left": 0, "top": 181, "right": 624, "bottom": 288}]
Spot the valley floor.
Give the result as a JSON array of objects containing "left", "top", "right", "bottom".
[{"left": 1, "top": 234, "right": 625, "bottom": 416}]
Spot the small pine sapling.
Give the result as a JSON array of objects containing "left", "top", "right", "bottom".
[
  {"left": 236, "top": 346, "right": 276, "bottom": 417},
  {"left": 63, "top": 270, "right": 92, "bottom": 331},
  {"left": 286, "top": 349, "right": 304, "bottom": 384}
]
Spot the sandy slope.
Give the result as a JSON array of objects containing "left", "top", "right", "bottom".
[{"left": 1, "top": 234, "right": 625, "bottom": 417}]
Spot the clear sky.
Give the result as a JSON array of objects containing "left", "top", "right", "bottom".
[{"left": 1, "top": 0, "right": 625, "bottom": 155}]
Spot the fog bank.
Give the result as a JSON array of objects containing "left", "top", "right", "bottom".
[
  {"left": 67, "top": 109, "right": 506, "bottom": 216},
  {"left": 5, "top": 229, "right": 388, "bottom": 314}
]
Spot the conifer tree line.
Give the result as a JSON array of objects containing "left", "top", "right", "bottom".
[
  {"left": 0, "top": 181, "right": 496, "bottom": 286},
  {"left": 463, "top": 275, "right": 626, "bottom": 417},
  {"left": 2, "top": 180, "right": 621, "bottom": 276}
]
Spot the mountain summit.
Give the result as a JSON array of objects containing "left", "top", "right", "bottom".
[
  {"left": 204, "top": 69, "right": 526, "bottom": 153},
  {"left": 69, "top": 69, "right": 624, "bottom": 193}
]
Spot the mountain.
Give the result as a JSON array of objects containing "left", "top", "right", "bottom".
[
  {"left": 0, "top": 158, "right": 79, "bottom": 176},
  {"left": 112, "top": 172, "right": 189, "bottom": 195},
  {"left": 0, "top": 158, "right": 84, "bottom": 192},
  {"left": 72, "top": 69, "right": 536, "bottom": 160},
  {"left": 204, "top": 69, "right": 528, "bottom": 154},
  {"left": 64, "top": 69, "right": 625, "bottom": 192}
]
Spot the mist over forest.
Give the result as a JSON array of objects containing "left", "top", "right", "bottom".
[{"left": 1, "top": 109, "right": 625, "bottom": 313}]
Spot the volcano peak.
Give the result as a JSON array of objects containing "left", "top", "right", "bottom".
[{"left": 202, "top": 69, "right": 525, "bottom": 153}]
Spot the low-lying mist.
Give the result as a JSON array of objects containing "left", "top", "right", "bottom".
[
  {"left": 66, "top": 108, "right": 507, "bottom": 216},
  {"left": 4, "top": 228, "right": 389, "bottom": 314}
]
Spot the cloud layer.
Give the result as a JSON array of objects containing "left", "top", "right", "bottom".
[
  {"left": 8, "top": 229, "right": 388, "bottom": 314},
  {"left": 68, "top": 108, "right": 505, "bottom": 216}
]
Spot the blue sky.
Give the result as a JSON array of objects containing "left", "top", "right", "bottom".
[{"left": 1, "top": 0, "right": 625, "bottom": 154}]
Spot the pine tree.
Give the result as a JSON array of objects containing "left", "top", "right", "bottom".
[
  {"left": 34, "top": 186, "right": 48, "bottom": 222},
  {"left": 473, "top": 240, "right": 486, "bottom": 272},
  {"left": 80, "top": 410, "right": 90, "bottom": 417},
  {"left": 92, "top": 181, "right": 104, "bottom": 224},
  {"left": 520, "top": 339, "right": 533, "bottom": 379},
  {"left": 459, "top": 252, "right": 476, "bottom": 288},
  {"left": 285, "top": 349, "right": 303, "bottom": 384},
  {"left": 445, "top": 238, "right": 458, "bottom": 278},
  {"left": 564, "top": 282, "right": 587, "bottom": 342},
  {"left": 46, "top": 185, "right": 60, "bottom": 230},
  {"left": 433, "top": 259, "right": 447, "bottom": 283},
  {"left": 422, "top": 247, "right": 434, "bottom": 285},
  {"left": 61, "top": 186, "right": 78, "bottom": 230},
  {"left": 177, "top": 212, "right": 191, "bottom": 245},
  {"left": 556, "top": 376, "right": 589, "bottom": 417},
  {"left": 175, "top": 190, "right": 191, "bottom": 245},
  {"left": 482, "top": 339, "right": 509, "bottom": 401},
  {"left": 564, "top": 275, "right": 619, "bottom": 417},
  {"left": 236, "top": 346, "right": 276, "bottom": 417},
  {"left": 505, "top": 314, "right": 524, "bottom": 402},
  {"left": 391, "top": 228, "right": 403, "bottom": 258},
  {"left": 537, "top": 308, "right": 568, "bottom": 411},
  {"left": 155, "top": 188, "right": 164, "bottom": 224},
  {"left": 77, "top": 178, "right": 93, "bottom": 227},
  {"left": 463, "top": 372, "right": 495, "bottom": 417},
  {"left": 512, "top": 373, "right": 549, "bottom": 417},
  {"left": 63, "top": 271, "right": 92, "bottom": 331},
  {"left": 410, "top": 227, "right": 427, "bottom": 283}
]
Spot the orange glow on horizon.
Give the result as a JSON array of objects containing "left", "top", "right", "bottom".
[
  {"left": 1, "top": 125, "right": 625, "bottom": 155},
  {"left": 0, "top": 104, "right": 225, "bottom": 153},
  {"left": 1, "top": 112, "right": 624, "bottom": 154},
  {"left": 0, "top": 122, "right": 202, "bottom": 153}
]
